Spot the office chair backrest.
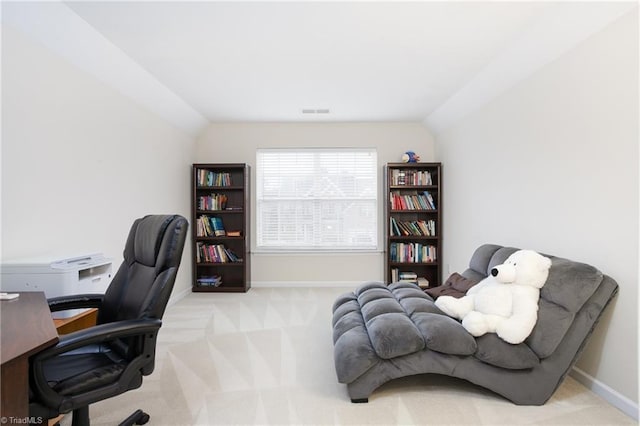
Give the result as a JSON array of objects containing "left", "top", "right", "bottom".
[{"left": 97, "top": 215, "right": 188, "bottom": 325}]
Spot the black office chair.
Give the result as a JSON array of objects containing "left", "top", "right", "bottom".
[{"left": 29, "top": 214, "right": 188, "bottom": 426}]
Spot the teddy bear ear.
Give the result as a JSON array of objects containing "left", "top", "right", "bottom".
[{"left": 540, "top": 256, "right": 552, "bottom": 270}]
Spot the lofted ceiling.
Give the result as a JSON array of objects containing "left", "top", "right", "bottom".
[{"left": 2, "top": 1, "right": 636, "bottom": 136}]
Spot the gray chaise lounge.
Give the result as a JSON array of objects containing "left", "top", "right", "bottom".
[{"left": 331, "top": 244, "right": 618, "bottom": 404}]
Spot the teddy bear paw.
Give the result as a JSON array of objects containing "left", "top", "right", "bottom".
[
  {"left": 496, "top": 322, "right": 529, "bottom": 345},
  {"left": 434, "top": 296, "right": 460, "bottom": 319},
  {"left": 462, "top": 311, "right": 489, "bottom": 337}
]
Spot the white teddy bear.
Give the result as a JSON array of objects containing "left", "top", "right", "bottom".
[{"left": 435, "top": 250, "right": 552, "bottom": 344}]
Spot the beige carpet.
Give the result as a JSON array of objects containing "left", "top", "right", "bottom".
[{"left": 64, "top": 287, "right": 634, "bottom": 425}]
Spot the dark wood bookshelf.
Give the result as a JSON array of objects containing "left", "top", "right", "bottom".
[
  {"left": 384, "top": 162, "right": 442, "bottom": 289},
  {"left": 191, "top": 163, "right": 250, "bottom": 293}
]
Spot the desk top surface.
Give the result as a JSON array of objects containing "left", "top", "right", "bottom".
[{"left": 1, "top": 292, "right": 59, "bottom": 364}]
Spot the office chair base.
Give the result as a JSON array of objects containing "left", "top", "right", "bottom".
[
  {"left": 119, "top": 409, "right": 150, "bottom": 426},
  {"left": 71, "top": 406, "right": 90, "bottom": 426},
  {"left": 67, "top": 406, "right": 148, "bottom": 426}
]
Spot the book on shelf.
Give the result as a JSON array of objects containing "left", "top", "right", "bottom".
[
  {"left": 198, "top": 193, "right": 228, "bottom": 210},
  {"left": 390, "top": 217, "right": 436, "bottom": 237},
  {"left": 424, "top": 191, "right": 436, "bottom": 209},
  {"left": 390, "top": 217, "right": 402, "bottom": 236},
  {"left": 226, "top": 230, "right": 242, "bottom": 237},
  {"left": 417, "top": 277, "right": 429, "bottom": 289},
  {"left": 390, "top": 269, "right": 430, "bottom": 289},
  {"left": 390, "top": 169, "right": 433, "bottom": 186},
  {"left": 197, "top": 169, "right": 233, "bottom": 187},
  {"left": 197, "top": 275, "right": 223, "bottom": 287},
  {"left": 390, "top": 191, "right": 436, "bottom": 210},
  {"left": 196, "top": 242, "right": 242, "bottom": 263},
  {"left": 398, "top": 271, "right": 417, "bottom": 283},
  {"left": 197, "top": 215, "right": 226, "bottom": 237},
  {"left": 390, "top": 243, "right": 437, "bottom": 263}
]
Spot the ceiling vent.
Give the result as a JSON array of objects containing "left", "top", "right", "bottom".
[{"left": 302, "top": 108, "right": 330, "bottom": 114}]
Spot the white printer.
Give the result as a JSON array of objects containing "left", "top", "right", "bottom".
[{"left": 1, "top": 253, "right": 113, "bottom": 318}]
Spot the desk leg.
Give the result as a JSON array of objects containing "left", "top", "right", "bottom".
[{"left": 1, "top": 356, "right": 28, "bottom": 421}]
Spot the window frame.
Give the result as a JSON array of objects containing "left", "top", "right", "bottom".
[{"left": 255, "top": 147, "right": 379, "bottom": 253}]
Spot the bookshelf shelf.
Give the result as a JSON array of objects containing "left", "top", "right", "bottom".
[
  {"left": 196, "top": 236, "right": 244, "bottom": 240},
  {"left": 192, "top": 163, "right": 250, "bottom": 293},
  {"left": 390, "top": 210, "right": 439, "bottom": 213},
  {"left": 389, "top": 236, "right": 437, "bottom": 240},
  {"left": 196, "top": 186, "right": 245, "bottom": 191},
  {"left": 195, "top": 262, "right": 245, "bottom": 267},
  {"left": 385, "top": 162, "right": 442, "bottom": 289},
  {"left": 389, "top": 185, "right": 437, "bottom": 190},
  {"left": 195, "top": 210, "right": 244, "bottom": 214}
]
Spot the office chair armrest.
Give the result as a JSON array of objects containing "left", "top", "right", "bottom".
[
  {"left": 47, "top": 294, "right": 105, "bottom": 312},
  {"left": 34, "top": 318, "right": 162, "bottom": 361}
]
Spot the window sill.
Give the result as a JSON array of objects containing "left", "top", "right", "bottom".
[{"left": 252, "top": 249, "right": 383, "bottom": 256}]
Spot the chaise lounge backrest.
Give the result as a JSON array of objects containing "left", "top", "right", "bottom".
[{"left": 462, "top": 244, "right": 614, "bottom": 359}]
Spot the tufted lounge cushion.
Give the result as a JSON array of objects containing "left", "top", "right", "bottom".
[
  {"left": 332, "top": 282, "right": 479, "bottom": 384},
  {"left": 412, "top": 312, "right": 477, "bottom": 355},
  {"left": 474, "top": 334, "right": 540, "bottom": 369}
]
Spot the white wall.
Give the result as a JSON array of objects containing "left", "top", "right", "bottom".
[
  {"left": 1, "top": 26, "right": 196, "bottom": 299},
  {"left": 435, "top": 10, "right": 638, "bottom": 411},
  {"left": 196, "top": 122, "right": 434, "bottom": 285}
]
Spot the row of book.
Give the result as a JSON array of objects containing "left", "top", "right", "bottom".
[
  {"left": 390, "top": 218, "right": 436, "bottom": 237},
  {"left": 196, "top": 169, "right": 233, "bottom": 187},
  {"left": 390, "top": 268, "right": 430, "bottom": 288},
  {"left": 198, "top": 193, "right": 228, "bottom": 211},
  {"left": 197, "top": 215, "right": 226, "bottom": 237},
  {"left": 389, "top": 169, "right": 433, "bottom": 186},
  {"left": 196, "top": 242, "right": 242, "bottom": 263},
  {"left": 390, "top": 191, "right": 436, "bottom": 210},
  {"left": 196, "top": 275, "right": 223, "bottom": 287},
  {"left": 390, "top": 243, "right": 437, "bottom": 263}
]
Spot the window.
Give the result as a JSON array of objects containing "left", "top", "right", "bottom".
[{"left": 256, "top": 148, "right": 378, "bottom": 251}]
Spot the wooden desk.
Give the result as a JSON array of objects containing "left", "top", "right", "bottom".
[
  {"left": 1, "top": 292, "right": 59, "bottom": 420},
  {"left": 54, "top": 308, "right": 98, "bottom": 335}
]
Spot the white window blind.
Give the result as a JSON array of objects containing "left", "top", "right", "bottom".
[{"left": 256, "top": 148, "right": 378, "bottom": 250}]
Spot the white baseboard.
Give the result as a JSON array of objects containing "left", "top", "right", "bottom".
[
  {"left": 169, "top": 280, "right": 363, "bottom": 302},
  {"left": 250, "top": 280, "right": 367, "bottom": 288},
  {"left": 570, "top": 367, "right": 638, "bottom": 420}
]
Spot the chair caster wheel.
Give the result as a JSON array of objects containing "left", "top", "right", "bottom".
[
  {"left": 119, "top": 409, "right": 150, "bottom": 426},
  {"left": 135, "top": 412, "right": 150, "bottom": 425}
]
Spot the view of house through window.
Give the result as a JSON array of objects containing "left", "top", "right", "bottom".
[{"left": 256, "top": 148, "right": 378, "bottom": 250}]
